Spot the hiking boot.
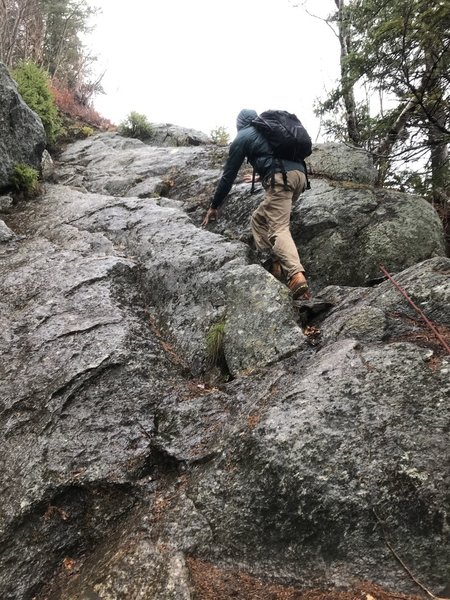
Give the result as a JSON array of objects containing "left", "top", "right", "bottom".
[{"left": 288, "top": 272, "right": 310, "bottom": 300}]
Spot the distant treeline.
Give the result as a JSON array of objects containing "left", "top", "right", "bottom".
[{"left": 0, "top": 0, "right": 110, "bottom": 139}]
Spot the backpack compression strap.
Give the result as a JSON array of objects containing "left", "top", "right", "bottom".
[
  {"left": 251, "top": 161, "right": 310, "bottom": 193},
  {"left": 274, "top": 158, "right": 288, "bottom": 190},
  {"left": 252, "top": 159, "right": 288, "bottom": 192},
  {"left": 272, "top": 159, "right": 310, "bottom": 191}
]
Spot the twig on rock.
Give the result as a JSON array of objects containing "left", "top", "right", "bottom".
[
  {"left": 385, "top": 540, "right": 448, "bottom": 600},
  {"left": 379, "top": 265, "right": 450, "bottom": 355},
  {"left": 373, "top": 509, "right": 449, "bottom": 600}
]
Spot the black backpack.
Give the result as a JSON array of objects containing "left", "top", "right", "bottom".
[{"left": 251, "top": 109, "right": 312, "bottom": 191}]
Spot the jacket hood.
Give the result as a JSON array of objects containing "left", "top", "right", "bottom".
[{"left": 236, "top": 109, "right": 258, "bottom": 130}]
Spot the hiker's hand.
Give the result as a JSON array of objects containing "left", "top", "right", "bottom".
[
  {"left": 202, "top": 208, "right": 218, "bottom": 227},
  {"left": 242, "top": 173, "right": 260, "bottom": 183}
]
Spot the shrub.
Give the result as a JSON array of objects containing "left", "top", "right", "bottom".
[
  {"left": 11, "top": 164, "right": 39, "bottom": 195},
  {"left": 80, "top": 125, "right": 94, "bottom": 138},
  {"left": 12, "top": 62, "right": 62, "bottom": 144},
  {"left": 206, "top": 320, "right": 226, "bottom": 367},
  {"left": 210, "top": 126, "right": 230, "bottom": 146},
  {"left": 118, "top": 111, "right": 154, "bottom": 141},
  {"left": 50, "top": 80, "right": 113, "bottom": 130}
]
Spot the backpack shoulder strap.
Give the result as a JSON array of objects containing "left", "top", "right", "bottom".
[{"left": 251, "top": 168, "right": 256, "bottom": 194}]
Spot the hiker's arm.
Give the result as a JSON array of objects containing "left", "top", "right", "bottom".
[{"left": 210, "top": 139, "right": 246, "bottom": 209}]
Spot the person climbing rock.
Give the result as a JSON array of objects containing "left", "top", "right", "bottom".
[{"left": 202, "top": 108, "right": 310, "bottom": 300}]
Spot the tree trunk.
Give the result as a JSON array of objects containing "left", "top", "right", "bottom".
[
  {"left": 373, "top": 97, "right": 418, "bottom": 186},
  {"left": 425, "top": 48, "right": 449, "bottom": 205},
  {"left": 335, "top": 0, "right": 360, "bottom": 146}
]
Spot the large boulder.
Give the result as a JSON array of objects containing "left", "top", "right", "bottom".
[
  {"left": 187, "top": 336, "right": 449, "bottom": 592},
  {"left": 305, "top": 142, "right": 378, "bottom": 185},
  {"left": 181, "top": 259, "right": 450, "bottom": 594},
  {"left": 291, "top": 179, "right": 447, "bottom": 290},
  {"left": 316, "top": 255, "right": 450, "bottom": 346},
  {"left": 147, "top": 123, "right": 211, "bottom": 147},
  {"left": 0, "top": 62, "right": 46, "bottom": 190}
]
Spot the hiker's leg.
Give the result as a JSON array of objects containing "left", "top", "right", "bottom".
[
  {"left": 291, "top": 170, "right": 307, "bottom": 203},
  {"left": 262, "top": 171, "right": 306, "bottom": 280},
  {"left": 250, "top": 204, "right": 272, "bottom": 252}
]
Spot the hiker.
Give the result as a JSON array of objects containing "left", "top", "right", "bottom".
[{"left": 202, "top": 108, "right": 310, "bottom": 300}]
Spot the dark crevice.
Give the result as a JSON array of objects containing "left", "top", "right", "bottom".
[
  {"left": 134, "top": 443, "right": 185, "bottom": 481},
  {"left": 63, "top": 273, "right": 112, "bottom": 296},
  {"left": 39, "top": 359, "right": 122, "bottom": 435},
  {"left": 64, "top": 199, "right": 144, "bottom": 226},
  {"left": 0, "top": 481, "right": 138, "bottom": 600},
  {"left": 39, "top": 319, "right": 122, "bottom": 347}
]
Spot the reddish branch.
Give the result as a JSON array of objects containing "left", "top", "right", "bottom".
[{"left": 379, "top": 265, "right": 450, "bottom": 354}]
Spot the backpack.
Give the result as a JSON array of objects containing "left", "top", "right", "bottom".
[{"left": 251, "top": 109, "right": 312, "bottom": 191}]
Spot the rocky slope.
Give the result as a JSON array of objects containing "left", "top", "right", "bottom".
[{"left": 0, "top": 69, "right": 449, "bottom": 600}]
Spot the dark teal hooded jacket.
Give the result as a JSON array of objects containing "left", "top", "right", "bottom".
[{"left": 210, "top": 108, "right": 306, "bottom": 209}]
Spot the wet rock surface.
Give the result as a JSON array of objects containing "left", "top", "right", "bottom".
[
  {"left": 188, "top": 338, "right": 449, "bottom": 590},
  {"left": 54, "top": 134, "right": 446, "bottom": 293},
  {"left": 0, "top": 132, "right": 449, "bottom": 599}
]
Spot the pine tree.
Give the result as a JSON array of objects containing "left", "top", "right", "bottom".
[{"left": 315, "top": 0, "right": 450, "bottom": 203}]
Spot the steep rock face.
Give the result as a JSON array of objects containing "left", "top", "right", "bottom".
[
  {"left": 30, "top": 261, "right": 450, "bottom": 600},
  {"left": 0, "top": 205, "right": 171, "bottom": 598},
  {"left": 186, "top": 260, "right": 450, "bottom": 591},
  {"left": 0, "top": 62, "right": 46, "bottom": 190},
  {"left": 24, "top": 185, "right": 305, "bottom": 375},
  {"left": 0, "top": 184, "right": 304, "bottom": 599},
  {"left": 55, "top": 133, "right": 446, "bottom": 292},
  {"left": 0, "top": 130, "right": 449, "bottom": 600}
]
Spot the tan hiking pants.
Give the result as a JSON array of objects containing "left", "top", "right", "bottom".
[{"left": 250, "top": 170, "right": 306, "bottom": 280}]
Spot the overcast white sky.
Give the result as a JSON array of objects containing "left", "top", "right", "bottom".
[{"left": 86, "top": 0, "right": 340, "bottom": 140}]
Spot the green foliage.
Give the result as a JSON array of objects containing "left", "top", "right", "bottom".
[
  {"left": 210, "top": 126, "right": 230, "bottom": 146},
  {"left": 11, "top": 164, "right": 39, "bottom": 195},
  {"left": 80, "top": 125, "right": 94, "bottom": 138},
  {"left": 118, "top": 112, "right": 154, "bottom": 141},
  {"left": 206, "top": 320, "right": 226, "bottom": 367},
  {"left": 12, "top": 61, "right": 62, "bottom": 144},
  {"left": 315, "top": 0, "right": 450, "bottom": 198},
  {"left": 385, "top": 168, "right": 429, "bottom": 197}
]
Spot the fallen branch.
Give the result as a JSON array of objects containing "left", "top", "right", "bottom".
[
  {"left": 379, "top": 265, "right": 450, "bottom": 355},
  {"left": 373, "top": 510, "right": 449, "bottom": 600},
  {"left": 386, "top": 540, "right": 449, "bottom": 600}
]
